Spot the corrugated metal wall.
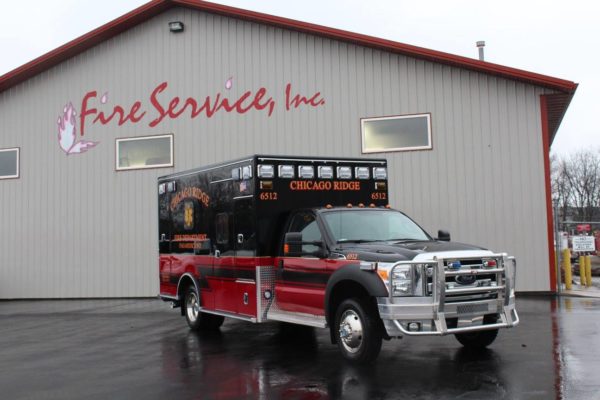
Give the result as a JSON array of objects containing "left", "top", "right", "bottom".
[{"left": 0, "top": 7, "right": 554, "bottom": 297}]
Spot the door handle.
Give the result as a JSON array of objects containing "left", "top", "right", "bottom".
[
  {"left": 215, "top": 249, "right": 221, "bottom": 258},
  {"left": 237, "top": 234, "right": 244, "bottom": 244},
  {"left": 160, "top": 233, "right": 166, "bottom": 242}
]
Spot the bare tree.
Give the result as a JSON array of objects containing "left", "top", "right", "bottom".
[
  {"left": 551, "top": 154, "right": 572, "bottom": 223},
  {"left": 552, "top": 150, "right": 600, "bottom": 225}
]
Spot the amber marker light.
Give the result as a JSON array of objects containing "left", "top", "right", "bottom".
[
  {"left": 377, "top": 269, "right": 389, "bottom": 281},
  {"left": 358, "top": 203, "right": 365, "bottom": 208},
  {"left": 347, "top": 203, "right": 353, "bottom": 208},
  {"left": 284, "top": 244, "right": 289, "bottom": 254},
  {"left": 260, "top": 181, "right": 273, "bottom": 190},
  {"left": 325, "top": 204, "right": 333, "bottom": 209},
  {"left": 385, "top": 204, "right": 391, "bottom": 209},
  {"left": 369, "top": 203, "right": 376, "bottom": 208}
]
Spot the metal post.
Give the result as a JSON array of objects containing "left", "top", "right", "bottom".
[
  {"left": 563, "top": 249, "right": 572, "bottom": 290},
  {"left": 554, "top": 205, "right": 562, "bottom": 294},
  {"left": 586, "top": 255, "right": 593, "bottom": 288},
  {"left": 579, "top": 255, "right": 587, "bottom": 287}
]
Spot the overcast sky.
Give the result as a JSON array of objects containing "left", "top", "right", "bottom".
[{"left": 1, "top": 0, "right": 597, "bottom": 156}]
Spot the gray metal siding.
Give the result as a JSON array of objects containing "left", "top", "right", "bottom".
[{"left": 0, "top": 7, "right": 552, "bottom": 297}]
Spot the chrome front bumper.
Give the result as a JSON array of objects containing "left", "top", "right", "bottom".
[{"left": 377, "top": 254, "right": 519, "bottom": 337}]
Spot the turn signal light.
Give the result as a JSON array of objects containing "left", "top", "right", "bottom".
[{"left": 483, "top": 260, "right": 497, "bottom": 268}]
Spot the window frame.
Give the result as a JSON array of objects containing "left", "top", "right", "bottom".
[
  {"left": 0, "top": 147, "right": 20, "bottom": 180},
  {"left": 115, "top": 134, "right": 174, "bottom": 171},
  {"left": 360, "top": 113, "right": 433, "bottom": 154}
]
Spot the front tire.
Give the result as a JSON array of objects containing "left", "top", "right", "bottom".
[
  {"left": 334, "top": 298, "right": 382, "bottom": 364},
  {"left": 184, "top": 286, "right": 224, "bottom": 331},
  {"left": 455, "top": 329, "right": 498, "bottom": 349}
]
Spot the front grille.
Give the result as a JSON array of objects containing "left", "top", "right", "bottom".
[
  {"left": 457, "top": 303, "right": 489, "bottom": 314},
  {"left": 425, "top": 258, "right": 502, "bottom": 302}
]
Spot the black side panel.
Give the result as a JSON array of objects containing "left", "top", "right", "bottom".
[
  {"left": 169, "top": 171, "right": 212, "bottom": 255},
  {"left": 324, "top": 264, "right": 388, "bottom": 324}
]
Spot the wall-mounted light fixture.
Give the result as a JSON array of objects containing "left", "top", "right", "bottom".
[{"left": 168, "top": 21, "right": 184, "bottom": 33}]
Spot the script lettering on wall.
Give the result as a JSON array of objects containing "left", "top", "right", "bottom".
[
  {"left": 78, "top": 77, "right": 326, "bottom": 136},
  {"left": 55, "top": 78, "right": 326, "bottom": 155}
]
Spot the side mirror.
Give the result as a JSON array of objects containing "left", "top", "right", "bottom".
[
  {"left": 311, "top": 245, "right": 328, "bottom": 259},
  {"left": 284, "top": 232, "right": 328, "bottom": 258},
  {"left": 194, "top": 239, "right": 212, "bottom": 255},
  {"left": 437, "top": 230, "right": 451, "bottom": 242},
  {"left": 284, "top": 232, "right": 303, "bottom": 257}
]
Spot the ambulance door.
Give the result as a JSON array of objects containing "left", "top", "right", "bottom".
[
  {"left": 276, "top": 210, "right": 328, "bottom": 315},
  {"left": 158, "top": 181, "right": 174, "bottom": 296},
  {"left": 211, "top": 180, "right": 237, "bottom": 314}
]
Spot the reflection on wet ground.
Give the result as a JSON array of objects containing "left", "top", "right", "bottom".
[{"left": 0, "top": 296, "right": 599, "bottom": 399}]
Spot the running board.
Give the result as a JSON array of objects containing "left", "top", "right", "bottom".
[
  {"left": 267, "top": 310, "right": 327, "bottom": 328},
  {"left": 202, "top": 308, "right": 257, "bottom": 323}
]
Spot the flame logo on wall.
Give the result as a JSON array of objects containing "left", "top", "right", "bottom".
[{"left": 57, "top": 102, "right": 99, "bottom": 155}]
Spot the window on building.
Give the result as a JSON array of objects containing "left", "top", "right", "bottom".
[
  {"left": 0, "top": 148, "right": 19, "bottom": 179},
  {"left": 116, "top": 134, "right": 173, "bottom": 171},
  {"left": 361, "top": 114, "right": 432, "bottom": 153}
]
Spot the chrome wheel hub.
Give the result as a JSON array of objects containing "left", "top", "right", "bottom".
[
  {"left": 338, "top": 310, "right": 363, "bottom": 353},
  {"left": 186, "top": 291, "right": 199, "bottom": 322}
]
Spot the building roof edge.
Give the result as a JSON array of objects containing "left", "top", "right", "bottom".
[{"left": 0, "top": 0, "right": 578, "bottom": 94}]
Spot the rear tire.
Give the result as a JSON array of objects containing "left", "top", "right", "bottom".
[
  {"left": 455, "top": 328, "right": 498, "bottom": 349},
  {"left": 334, "top": 298, "right": 382, "bottom": 364},
  {"left": 184, "top": 285, "right": 225, "bottom": 331}
]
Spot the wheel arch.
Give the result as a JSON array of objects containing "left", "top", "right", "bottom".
[
  {"left": 176, "top": 273, "right": 200, "bottom": 316},
  {"left": 325, "top": 264, "right": 388, "bottom": 343}
]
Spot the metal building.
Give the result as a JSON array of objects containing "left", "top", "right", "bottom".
[{"left": 0, "top": 0, "right": 576, "bottom": 298}]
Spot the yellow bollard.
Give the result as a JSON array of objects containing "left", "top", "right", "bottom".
[
  {"left": 579, "top": 255, "right": 587, "bottom": 287},
  {"left": 563, "top": 249, "right": 572, "bottom": 291},
  {"left": 586, "top": 255, "right": 593, "bottom": 288}
]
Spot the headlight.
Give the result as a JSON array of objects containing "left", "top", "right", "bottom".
[
  {"left": 391, "top": 266, "right": 414, "bottom": 296},
  {"left": 377, "top": 263, "right": 421, "bottom": 296}
]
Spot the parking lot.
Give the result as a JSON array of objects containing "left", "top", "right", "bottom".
[{"left": 1, "top": 296, "right": 599, "bottom": 400}]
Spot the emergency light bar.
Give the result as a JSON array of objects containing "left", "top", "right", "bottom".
[
  {"left": 318, "top": 166, "right": 334, "bottom": 179},
  {"left": 337, "top": 166, "right": 352, "bottom": 179},
  {"left": 278, "top": 165, "right": 295, "bottom": 178},
  {"left": 355, "top": 167, "right": 370, "bottom": 180},
  {"left": 373, "top": 167, "right": 387, "bottom": 180},
  {"left": 298, "top": 165, "right": 315, "bottom": 179},
  {"left": 257, "top": 164, "right": 274, "bottom": 178}
]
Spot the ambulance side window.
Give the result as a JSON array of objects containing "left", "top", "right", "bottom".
[{"left": 288, "top": 212, "right": 322, "bottom": 255}]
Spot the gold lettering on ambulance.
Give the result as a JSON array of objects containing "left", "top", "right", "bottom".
[
  {"left": 173, "top": 234, "right": 208, "bottom": 241},
  {"left": 290, "top": 180, "right": 360, "bottom": 191},
  {"left": 170, "top": 187, "right": 210, "bottom": 210}
]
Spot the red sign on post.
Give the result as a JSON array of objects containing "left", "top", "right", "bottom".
[{"left": 576, "top": 224, "right": 591, "bottom": 232}]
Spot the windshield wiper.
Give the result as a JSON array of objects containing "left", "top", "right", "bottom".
[{"left": 387, "top": 238, "right": 426, "bottom": 243}]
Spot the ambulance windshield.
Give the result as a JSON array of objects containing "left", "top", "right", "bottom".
[{"left": 322, "top": 210, "right": 430, "bottom": 243}]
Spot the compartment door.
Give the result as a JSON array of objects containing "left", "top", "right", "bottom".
[{"left": 234, "top": 196, "right": 257, "bottom": 317}]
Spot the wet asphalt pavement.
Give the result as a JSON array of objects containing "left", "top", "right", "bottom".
[{"left": 1, "top": 296, "right": 599, "bottom": 400}]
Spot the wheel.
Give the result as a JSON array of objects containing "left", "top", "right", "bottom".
[
  {"left": 455, "top": 314, "right": 499, "bottom": 349},
  {"left": 334, "top": 298, "right": 382, "bottom": 364},
  {"left": 455, "top": 329, "right": 498, "bottom": 349},
  {"left": 184, "top": 286, "right": 225, "bottom": 331}
]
